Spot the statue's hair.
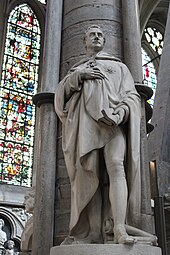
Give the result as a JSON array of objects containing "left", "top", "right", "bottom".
[
  {"left": 85, "top": 25, "right": 103, "bottom": 35},
  {"left": 0, "top": 219, "right": 4, "bottom": 226}
]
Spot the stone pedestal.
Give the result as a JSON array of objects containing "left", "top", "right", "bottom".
[{"left": 50, "top": 244, "right": 162, "bottom": 255}]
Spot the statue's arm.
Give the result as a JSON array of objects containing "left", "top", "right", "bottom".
[
  {"left": 64, "top": 66, "right": 105, "bottom": 101},
  {"left": 64, "top": 69, "right": 83, "bottom": 101},
  {"left": 114, "top": 104, "right": 129, "bottom": 125}
]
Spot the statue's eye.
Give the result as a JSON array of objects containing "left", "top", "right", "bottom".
[{"left": 89, "top": 32, "right": 95, "bottom": 37}]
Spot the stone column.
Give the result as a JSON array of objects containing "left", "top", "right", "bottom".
[
  {"left": 0, "top": 0, "right": 8, "bottom": 78},
  {"left": 31, "top": 0, "right": 63, "bottom": 255},
  {"left": 122, "top": 0, "right": 153, "bottom": 233},
  {"left": 148, "top": 6, "right": 170, "bottom": 253}
]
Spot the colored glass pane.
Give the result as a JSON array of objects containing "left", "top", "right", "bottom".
[
  {"left": 142, "top": 48, "right": 157, "bottom": 107},
  {"left": 0, "top": 4, "right": 41, "bottom": 186}
]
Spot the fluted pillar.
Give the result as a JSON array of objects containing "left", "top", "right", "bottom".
[
  {"left": 122, "top": 0, "right": 153, "bottom": 233},
  {"left": 31, "top": 0, "right": 63, "bottom": 255}
]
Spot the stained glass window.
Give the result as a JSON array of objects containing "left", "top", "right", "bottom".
[
  {"left": 144, "top": 27, "right": 163, "bottom": 55},
  {"left": 142, "top": 28, "right": 163, "bottom": 107},
  {"left": 0, "top": 4, "right": 41, "bottom": 186},
  {"left": 142, "top": 48, "right": 157, "bottom": 107}
]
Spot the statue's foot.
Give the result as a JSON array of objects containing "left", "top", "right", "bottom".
[
  {"left": 60, "top": 236, "right": 74, "bottom": 245},
  {"left": 114, "top": 224, "right": 136, "bottom": 244},
  {"left": 125, "top": 225, "right": 158, "bottom": 246},
  {"left": 117, "top": 234, "right": 136, "bottom": 244}
]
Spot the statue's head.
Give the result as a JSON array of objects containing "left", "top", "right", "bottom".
[
  {"left": 0, "top": 219, "right": 4, "bottom": 228},
  {"left": 7, "top": 240, "right": 14, "bottom": 249},
  {"left": 24, "top": 187, "right": 35, "bottom": 214},
  {"left": 83, "top": 25, "right": 105, "bottom": 53}
]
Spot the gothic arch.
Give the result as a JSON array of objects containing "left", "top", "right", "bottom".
[
  {"left": 7, "top": 0, "right": 46, "bottom": 33},
  {"left": 141, "top": 21, "right": 164, "bottom": 73},
  {"left": 139, "top": 0, "right": 161, "bottom": 35},
  {"left": 0, "top": 0, "right": 46, "bottom": 89},
  {"left": 0, "top": 206, "right": 30, "bottom": 252}
]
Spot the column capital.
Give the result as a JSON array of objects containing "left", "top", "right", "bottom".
[
  {"left": 135, "top": 84, "right": 153, "bottom": 101},
  {"left": 147, "top": 123, "right": 154, "bottom": 134},
  {"left": 135, "top": 84, "right": 154, "bottom": 134},
  {"left": 33, "top": 92, "right": 54, "bottom": 108},
  {"left": 145, "top": 101, "right": 153, "bottom": 122}
]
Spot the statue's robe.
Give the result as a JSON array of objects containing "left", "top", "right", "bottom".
[{"left": 55, "top": 51, "right": 141, "bottom": 237}]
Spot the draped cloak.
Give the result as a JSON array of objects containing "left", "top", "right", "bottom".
[{"left": 55, "top": 51, "right": 141, "bottom": 237}]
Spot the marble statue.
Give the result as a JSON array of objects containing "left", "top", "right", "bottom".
[
  {"left": 23, "top": 187, "right": 35, "bottom": 214},
  {"left": 5, "top": 240, "right": 16, "bottom": 255},
  {"left": 0, "top": 219, "right": 7, "bottom": 254},
  {"left": 55, "top": 25, "right": 156, "bottom": 245},
  {"left": 20, "top": 187, "right": 35, "bottom": 252}
]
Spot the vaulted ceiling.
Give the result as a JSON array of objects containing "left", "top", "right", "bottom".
[{"left": 139, "top": 0, "right": 169, "bottom": 35}]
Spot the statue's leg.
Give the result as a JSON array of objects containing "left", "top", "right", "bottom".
[
  {"left": 71, "top": 187, "right": 102, "bottom": 244},
  {"left": 71, "top": 149, "right": 102, "bottom": 244},
  {"left": 86, "top": 187, "right": 102, "bottom": 243},
  {"left": 104, "top": 127, "right": 135, "bottom": 244}
]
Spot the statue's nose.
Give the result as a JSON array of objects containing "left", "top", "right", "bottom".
[{"left": 94, "top": 35, "right": 99, "bottom": 40}]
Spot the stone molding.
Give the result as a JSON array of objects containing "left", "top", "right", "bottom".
[
  {"left": 136, "top": 84, "right": 154, "bottom": 133},
  {"left": 33, "top": 92, "right": 55, "bottom": 108}
]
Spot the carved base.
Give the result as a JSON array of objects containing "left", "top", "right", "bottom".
[{"left": 50, "top": 244, "right": 162, "bottom": 255}]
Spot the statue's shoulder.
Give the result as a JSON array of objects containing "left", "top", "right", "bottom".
[
  {"left": 96, "top": 51, "right": 122, "bottom": 62},
  {"left": 97, "top": 52, "right": 130, "bottom": 72},
  {"left": 69, "top": 51, "right": 126, "bottom": 72},
  {"left": 70, "top": 57, "right": 89, "bottom": 70}
]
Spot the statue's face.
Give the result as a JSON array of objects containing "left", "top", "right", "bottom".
[
  {"left": 24, "top": 194, "right": 34, "bottom": 213},
  {"left": 85, "top": 27, "right": 105, "bottom": 53},
  {"left": 7, "top": 241, "right": 14, "bottom": 249}
]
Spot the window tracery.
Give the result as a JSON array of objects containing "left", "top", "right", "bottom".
[{"left": 144, "top": 27, "right": 163, "bottom": 55}]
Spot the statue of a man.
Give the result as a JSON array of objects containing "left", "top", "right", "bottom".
[
  {"left": 0, "top": 219, "right": 7, "bottom": 249},
  {"left": 55, "top": 25, "right": 141, "bottom": 244},
  {"left": 5, "top": 240, "right": 15, "bottom": 255}
]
